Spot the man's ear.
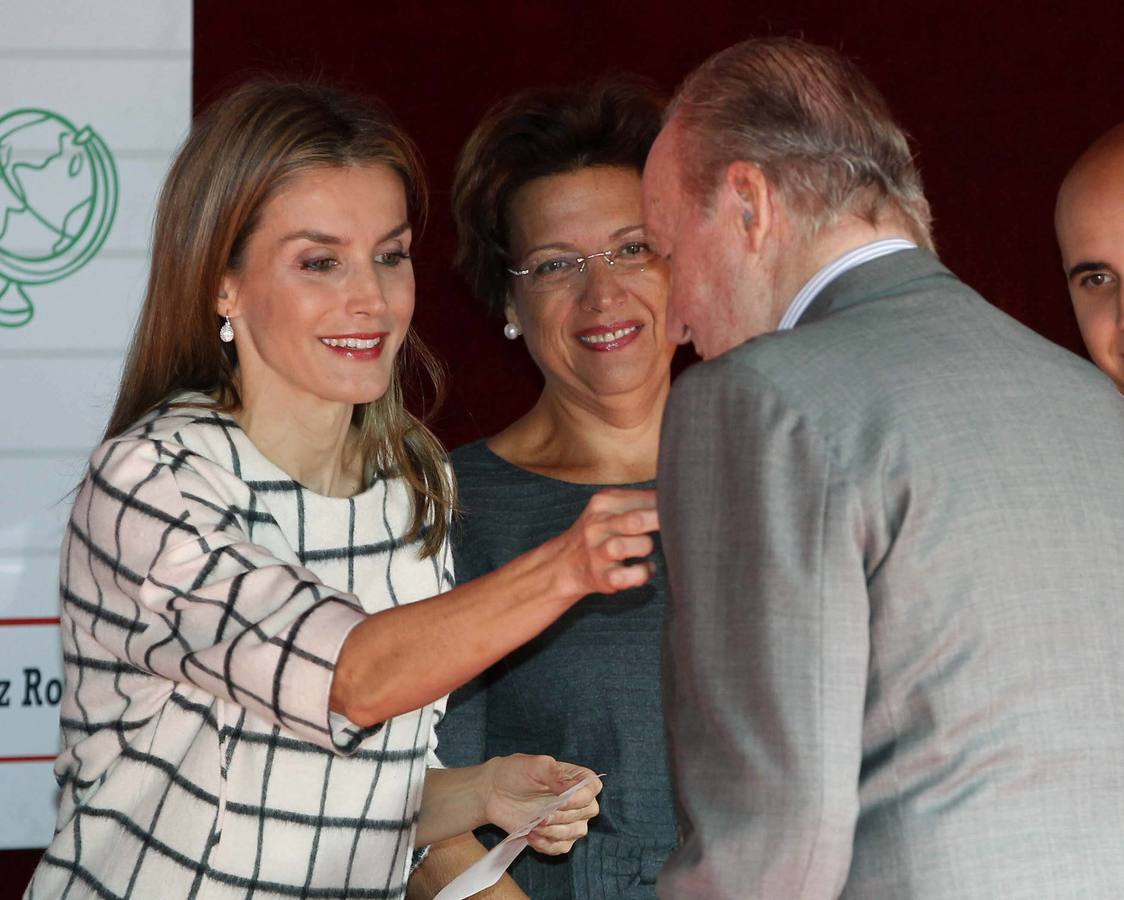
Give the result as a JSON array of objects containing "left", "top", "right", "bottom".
[{"left": 722, "top": 160, "right": 773, "bottom": 254}]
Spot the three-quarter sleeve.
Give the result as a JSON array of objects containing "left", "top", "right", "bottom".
[
  {"left": 64, "top": 435, "right": 370, "bottom": 752},
  {"left": 658, "top": 360, "right": 870, "bottom": 899}
]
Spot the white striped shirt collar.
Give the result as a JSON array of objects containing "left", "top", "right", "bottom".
[{"left": 777, "top": 238, "right": 917, "bottom": 331}]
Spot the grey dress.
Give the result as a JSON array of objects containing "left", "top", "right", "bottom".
[{"left": 438, "top": 440, "right": 677, "bottom": 900}]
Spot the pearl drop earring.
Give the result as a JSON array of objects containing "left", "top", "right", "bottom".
[{"left": 504, "top": 322, "right": 521, "bottom": 340}]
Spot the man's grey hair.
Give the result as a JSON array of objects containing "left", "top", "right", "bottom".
[{"left": 669, "top": 37, "right": 934, "bottom": 250}]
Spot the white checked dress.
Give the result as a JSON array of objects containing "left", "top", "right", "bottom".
[{"left": 25, "top": 397, "right": 454, "bottom": 900}]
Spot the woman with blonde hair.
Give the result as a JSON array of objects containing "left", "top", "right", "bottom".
[{"left": 24, "top": 81, "right": 656, "bottom": 900}]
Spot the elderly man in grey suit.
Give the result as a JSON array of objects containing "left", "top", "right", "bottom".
[{"left": 643, "top": 37, "right": 1124, "bottom": 899}]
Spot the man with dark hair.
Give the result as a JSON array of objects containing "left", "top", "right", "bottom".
[
  {"left": 644, "top": 37, "right": 1124, "bottom": 899},
  {"left": 1056, "top": 122, "right": 1124, "bottom": 393}
]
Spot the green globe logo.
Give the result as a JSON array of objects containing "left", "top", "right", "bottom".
[{"left": 0, "top": 109, "right": 119, "bottom": 328}]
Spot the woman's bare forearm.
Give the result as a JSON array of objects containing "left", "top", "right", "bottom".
[
  {"left": 330, "top": 489, "right": 656, "bottom": 726},
  {"left": 330, "top": 532, "right": 576, "bottom": 726},
  {"left": 415, "top": 765, "right": 492, "bottom": 844},
  {"left": 407, "top": 832, "right": 528, "bottom": 900}
]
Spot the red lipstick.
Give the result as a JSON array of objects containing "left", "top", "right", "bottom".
[
  {"left": 575, "top": 321, "right": 643, "bottom": 352},
  {"left": 318, "top": 332, "right": 388, "bottom": 360}
]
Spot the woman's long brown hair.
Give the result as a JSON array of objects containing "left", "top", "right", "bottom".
[{"left": 104, "top": 80, "right": 452, "bottom": 557}]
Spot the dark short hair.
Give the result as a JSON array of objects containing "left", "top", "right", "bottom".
[{"left": 452, "top": 79, "right": 664, "bottom": 317}]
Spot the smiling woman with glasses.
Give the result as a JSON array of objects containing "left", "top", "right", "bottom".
[{"left": 409, "top": 80, "right": 679, "bottom": 900}]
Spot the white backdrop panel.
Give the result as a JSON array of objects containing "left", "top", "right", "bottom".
[
  {"left": 0, "top": 623, "right": 65, "bottom": 849},
  {"left": 0, "top": 623, "right": 65, "bottom": 758},
  {"left": 0, "top": 0, "right": 191, "bottom": 849},
  {"left": 0, "top": 454, "right": 88, "bottom": 553},
  {"left": 0, "top": 154, "right": 175, "bottom": 257},
  {"left": 0, "top": 60, "right": 190, "bottom": 148},
  {"left": 0, "top": 760, "right": 57, "bottom": 852},
  {"left": 0, "top": 549, "right": 62, "bottom": 619},
  {"left": 0, "top": 355, "right": 125, "bottom": 452},
  {"left": 0, "top": 256, "right": 147, "bottom": 352},
  {"left": 3, "top": 2, "right": 193, "bottom": 51}
]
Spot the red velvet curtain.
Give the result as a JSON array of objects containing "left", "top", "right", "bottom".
[{"left": 189, "top": 0, "right": 1122, "bottom": 451}]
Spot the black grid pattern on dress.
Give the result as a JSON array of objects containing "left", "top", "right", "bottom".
[{"left": 26, "top": 399, "right": 454, "bottom": 900}]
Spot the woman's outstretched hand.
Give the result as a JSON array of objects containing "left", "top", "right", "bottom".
[
  {"left": 331, "top": 490, "right": 658, "bottom": 731},
  {"left": 484, "top": 754, "right": 602, "bottom": 855},
  {"left": 552, "top": 487, "right": 659, "bottom": 596}
]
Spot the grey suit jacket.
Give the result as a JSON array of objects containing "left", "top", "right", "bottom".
[{"left": 657, "top": 249, "right": 1124, "bottom": 899}]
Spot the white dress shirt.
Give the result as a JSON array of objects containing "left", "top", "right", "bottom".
[{"left": 777, "top": 238, "right": 917, "bottom": 330}]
